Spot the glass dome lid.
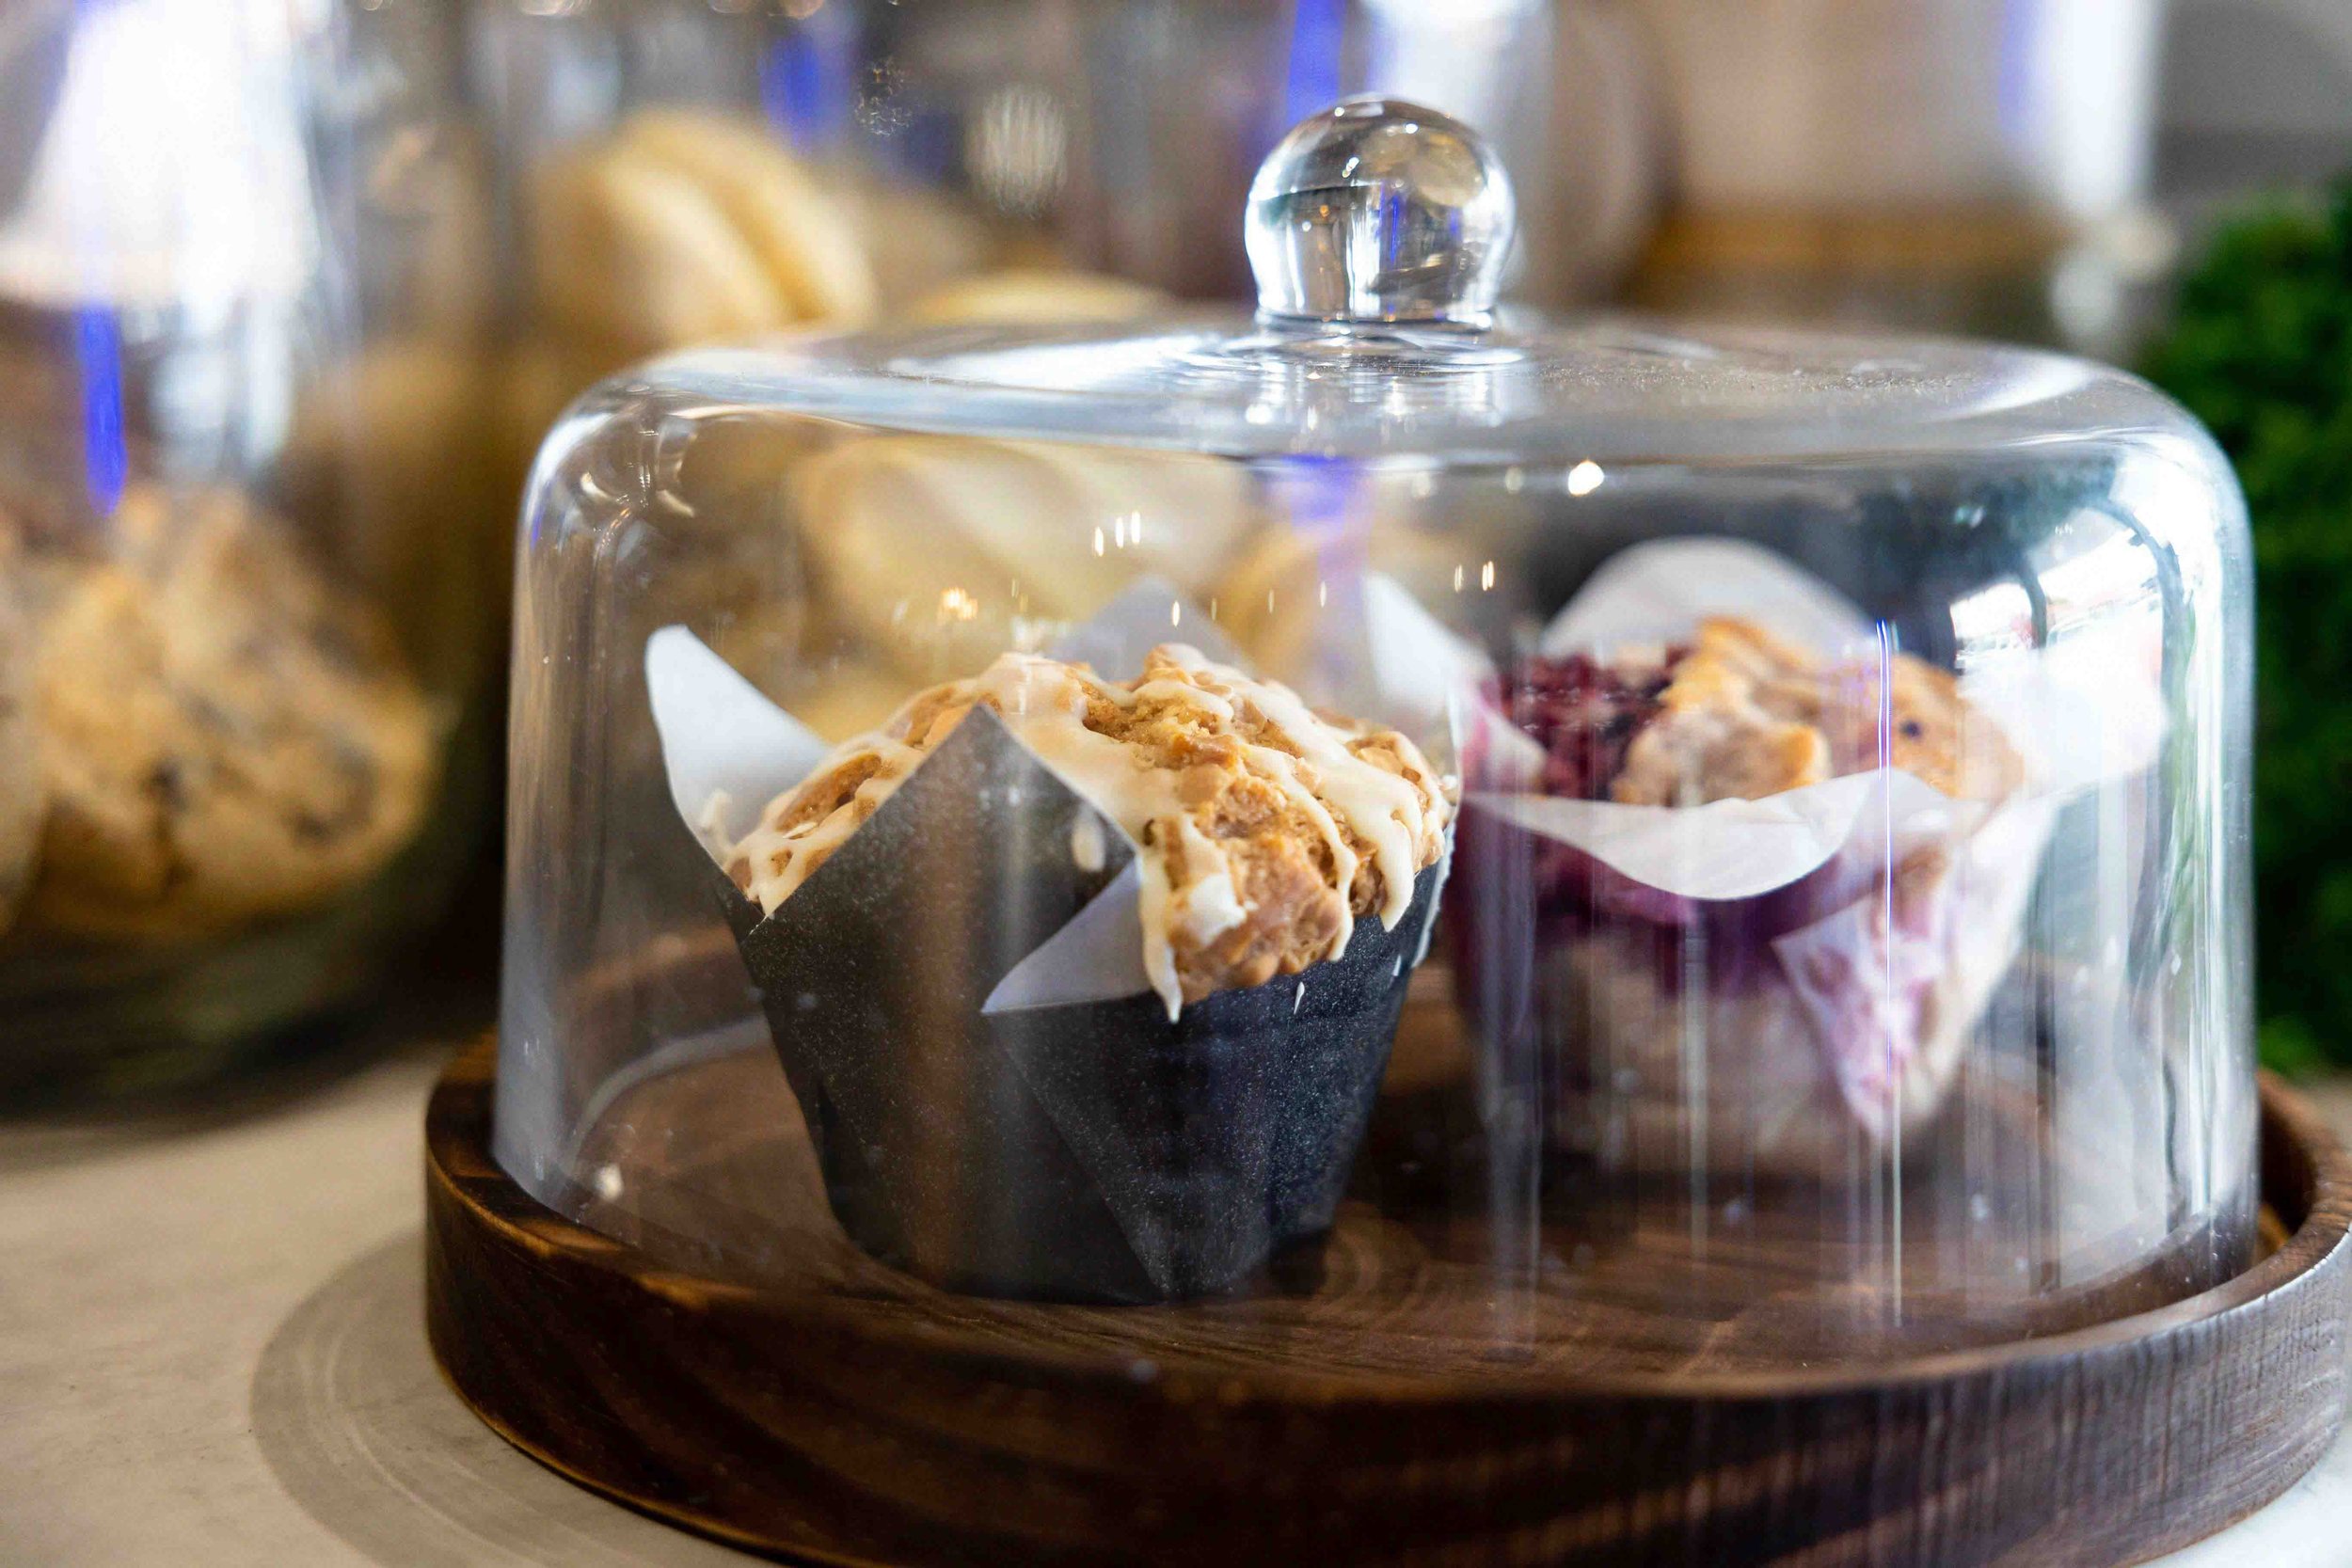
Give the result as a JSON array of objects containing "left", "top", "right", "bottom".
[
  {"left": 628, "top": 96, "right": 2198, "bottom": 466},
  {"left": 499, "top": 92, "right": 2253, "bottom": 1369}
]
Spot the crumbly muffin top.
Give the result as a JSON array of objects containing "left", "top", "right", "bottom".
[
  {"left": 1521, "top": 616, "right": 2020, "bottom": 806},
  {"left": 723, "top": 644, "right": 1454, "bottom": 1017}
]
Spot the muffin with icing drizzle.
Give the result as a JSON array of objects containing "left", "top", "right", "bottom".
[
  {"left": 680, "top": 639, "right": 1458, "bottom": 1302},
  {"left": 724, "top": 642, "right": 1453, "bottom": 1020}
]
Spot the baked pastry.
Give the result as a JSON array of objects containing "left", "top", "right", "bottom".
[
  {"left": 791, "top": 436, "right": 1260, "bottom": 678},
  {"left": 909, "top": 268, "right": 1168, "bottom": 325},
  {"left": 726, "top": 642, "right": 1452, "bottom": 1014},
  {"left": 24, "top": 486, "right": 437, "bottom": 942},
  {"left": 612, "top": 111, "right": 878, "bottom": 326},
  {"left": 675, "top": 638, "right": 1455, "bottom": 1301},
  {"left": 528, "top": 109, "right": 877, "bottom": 369},
  {"left": 1466, "top": 613, "right": 2031, "bottom": 1177},
  {"left": 1517, "top": 616, "right": 2021, "bottom": 806},
  {"left": 835, "top": 173, "right": 994, "bottom": 314}
]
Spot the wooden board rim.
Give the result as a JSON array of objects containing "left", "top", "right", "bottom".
[
  {"left": 426, "top": 1040, "right": 2350, "bottom": 1406},
  {"left": 425, "top": 1038, "right": 2352, "bottom": 1567}
]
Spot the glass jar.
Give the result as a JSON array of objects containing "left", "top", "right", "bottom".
[
  {"left": 0, "top": 0, "right": 497, "bottom": 1096},
  {"left": 468, "top": 0, "right": 1655, "bottom": 461},
  {"left": 1629, "top": 0, "right": 2173, "bottom": 357},
  {"left": 497, "top": 97, "right": 2253, "bottom": 1354}
]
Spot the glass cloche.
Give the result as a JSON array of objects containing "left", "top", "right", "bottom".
[
  {"left": 497, "top": 98, "right": 2253, "bottom": 1349},
  {"left": 0, "top": 0, "right": 496, "bottom": 1097}
]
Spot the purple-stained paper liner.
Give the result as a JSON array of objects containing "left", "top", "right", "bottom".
[
  {"left": 1450, "top": 537, "right": 2157, "bottom": 1174},
  {"left": 1456, "top": 796, "right": 2053, "bottom": 1176},
  {"left": 714, "top": 704, "right": 1441, "bottom": 1302}
]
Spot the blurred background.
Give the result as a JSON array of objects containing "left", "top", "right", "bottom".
[
  {"left": 2, "top": 6, "right": 2350, "bottom": 1565},
  {"left": 0, "top": 0, "right": 2343, "bottom": 1092}
]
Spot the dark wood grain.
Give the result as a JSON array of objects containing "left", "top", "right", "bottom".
[{"left": 426, "top": 1037, "right": 2350, "bottom": 1567}]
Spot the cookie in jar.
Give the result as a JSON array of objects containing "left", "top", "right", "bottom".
[{"left": 4, "top": 484, "right": 439, "bottom": 947}]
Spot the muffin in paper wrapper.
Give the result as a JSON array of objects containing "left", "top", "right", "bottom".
[
  {"left": 1454, "top": 538, "right": 2166, "bottom": 1179},
  {"left": 647, "top": 594, "right": 1446, "bottom": 1303}
]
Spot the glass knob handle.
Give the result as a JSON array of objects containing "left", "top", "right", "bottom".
[{"left": 1245, "top": 94, "right": 1517, "bottom": 330}]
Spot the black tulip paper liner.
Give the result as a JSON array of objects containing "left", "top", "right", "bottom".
[{"left": 711, "top": 703, "right": 1443, "bottom": 1304}]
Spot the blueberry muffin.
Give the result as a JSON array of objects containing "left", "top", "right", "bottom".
[
  {"left": 1471, "top": 613, "right": 2032, "bottom": 1175},
  {"left": 1523, "top": 615, "right": 2021, "bottom": 806}
]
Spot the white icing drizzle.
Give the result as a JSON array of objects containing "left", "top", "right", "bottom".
[
  {"left": 1132, "top": 677, "right": 1234, "bottom": 720},
  {"left": 1070, "top": 813, "right": 1106, "bottom": 873},
  {"left": 724, "top": 737, "right": 927, "bottom": 908},
  {"left": 1134, "top": 845, "right": 1181, "bottom": 1017},
  {"left": 1172, "top": 818, "right": 1247, "bottom": 946},
  {"left": 694, "top": 789, "right": 737, "bottom": 857},
  {"left": 723, "top": 644, "right": 1451, "bottom": 1019},
  {"left": 1197, "top": 643, "right": 1424, "bottom": 931}
]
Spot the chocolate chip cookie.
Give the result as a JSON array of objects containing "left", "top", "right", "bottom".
[{"left": 26, "top": 486, "right": 437, "bottom": 942}]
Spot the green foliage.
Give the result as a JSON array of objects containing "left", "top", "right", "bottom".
[{"left": 2144, "top": 182, "right": 2352, "bottom": 1070}]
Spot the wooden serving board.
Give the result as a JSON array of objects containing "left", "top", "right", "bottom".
[{"left": 426, "top": 1035, "right": 2350, "bottom": 1567}]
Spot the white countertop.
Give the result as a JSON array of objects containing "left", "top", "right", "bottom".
[{"left": 2, "top": 1034, "right": 2346, "bottom": 1567}]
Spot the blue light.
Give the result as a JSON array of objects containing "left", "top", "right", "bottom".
[
  {"left": 74, "top": 305, "right": 125, "bottom": 517},
  {"left": 1267, "top": 452, "right": 1359, "bottom": 541},
  {"left": 1995, "top": 0, "right": 2033, "bottom": 149},
  {"left": 761, "top": 7, "right": 854, "bottom": 154},
  {"left": 1280, "top": 0, "right": 1348, "bottom": 135}
]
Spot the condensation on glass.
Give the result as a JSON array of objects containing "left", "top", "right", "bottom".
[
  {"left": 0, "top": 0, "right": 496, "bottom": 1091},
  {"left": 497, "top": 99, "right": 2253, "bottom": 1352}
]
